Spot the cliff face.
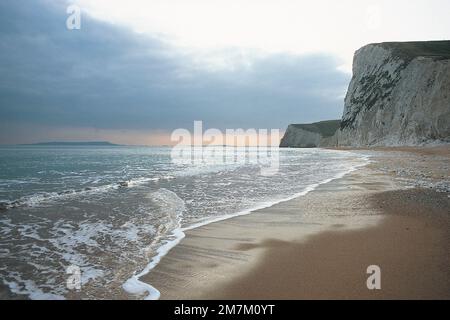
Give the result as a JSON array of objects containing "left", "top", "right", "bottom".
[
  {"left": 338, "top": 41, "right": 450, "bottom": 146},
  {"left": 280, "top": 120, "right": 340, "bottom": 148},
  {"left": 280, "top": 41, "right": 450, "bottom": 148}
]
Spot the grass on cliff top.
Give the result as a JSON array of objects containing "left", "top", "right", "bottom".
[
  {"left": 378, "top": 41, "right": 450, "bottom": 61},
  {"left": 291, "top": 120, "right": 341, "bottom": 138}
]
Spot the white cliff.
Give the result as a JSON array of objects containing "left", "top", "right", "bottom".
[
  {"left": 337, "top": 41, "right": 450, "bottom": 146},
  {"left": 280, "top": 120, "right": 340, "bottom": 148}
]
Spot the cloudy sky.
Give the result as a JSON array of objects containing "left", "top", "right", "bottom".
[{"left": 1, "top": 0, "right": 449, "bottom": 144}]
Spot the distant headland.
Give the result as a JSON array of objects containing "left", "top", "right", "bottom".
[{"left": 22, "top": 141, "right": 121, "bottom": 146}]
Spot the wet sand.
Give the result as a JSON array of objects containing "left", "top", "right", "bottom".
[
  {"left": 142, "top": 146, "right": 450, "bottom": 300},
  {"left": 210, "top": 189, "right": 450, "bottom": 299}
]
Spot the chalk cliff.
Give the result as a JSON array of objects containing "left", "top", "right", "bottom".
[
  {"left": 279, "top": 120, "right": 340, "bottom": 148},
  {"left": 338, "top": 41, "right": 450, "bottom": 146},
  {"left": 280, "top": 41, "right": 450, "bottom": 148}
]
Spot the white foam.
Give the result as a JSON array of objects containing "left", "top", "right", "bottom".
[
  {"left": 122, "top": 228, "right": 185, "bottom": 300},
  {"left": 122, "top": 189, "right": 186, "bottom": 300},
  {"left": 124, "top": 150, "right": 370, "bottom": 300},
  {"left": 1, "top": 149, "right": 370, "bottom": 300},
  {"left": 1, "top": 202, "right": 161, "bottom": 300},
  {"left": 1, "top": 176, "right": 161, "bottom": 210},
  {"left": 3, "top": 271, "right": 66, "bottom": 300},
  {"left": 184, "top": 152, "right": 370, "bottom": 231}
]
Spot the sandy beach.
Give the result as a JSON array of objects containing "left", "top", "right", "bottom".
[{"left": 142, "top": 146, "right": 450, "bottom": 300}]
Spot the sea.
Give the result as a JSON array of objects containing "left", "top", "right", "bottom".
[{"left": 0, "top": 145, "right": 368, "bottom": 299}]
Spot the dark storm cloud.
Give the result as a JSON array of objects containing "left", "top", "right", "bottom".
[{"left": 0, "top": 0, "right": 350, "bottom": 138}]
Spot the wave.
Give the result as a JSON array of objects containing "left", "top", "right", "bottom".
[
  {"left": 0, "top": 149, "right": 370, "bottom": 300},
  {"left": 122, "top": 188, "right": 186, "bottom": 300},
  {"left": 0, "top": 177, "right": 163, "bottom": 212},
  {"left": 124, "top": 152, "right": 370, "bottom": 300},
  {"left": 3, "top": 271, "right": 66, "bottom": 300}
]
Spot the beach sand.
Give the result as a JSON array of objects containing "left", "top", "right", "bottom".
[{"left": 141, "top": 146, "right": 450, "bottom": 300}]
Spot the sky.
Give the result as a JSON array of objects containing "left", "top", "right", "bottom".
[{"left": 1, "top": 0, "right": 449, "bottom": 145}]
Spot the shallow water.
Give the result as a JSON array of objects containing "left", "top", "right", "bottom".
[{"left": 0, "top": 146, "right": 367, "bottom": 299}]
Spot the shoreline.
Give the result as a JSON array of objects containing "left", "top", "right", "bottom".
[
  {"left": 1, "top": 146, "right": 448, "bottom": 300},
  {"left": 141, "top": 146, "right": 450, "bottom": 300},
  {"left": 209, "top": 188, "right": 450, "bottom": 299},
  {"left": 126, "top": 150, "right": 370, "bottom": 299}
]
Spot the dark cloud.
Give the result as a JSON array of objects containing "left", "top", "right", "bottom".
[{"left": 0, "top": 0, "right": 350, "bottom": 142}]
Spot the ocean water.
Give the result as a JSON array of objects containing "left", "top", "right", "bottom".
[{"left": 0, "top": 145, "right": 367, "bottom": 299}]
